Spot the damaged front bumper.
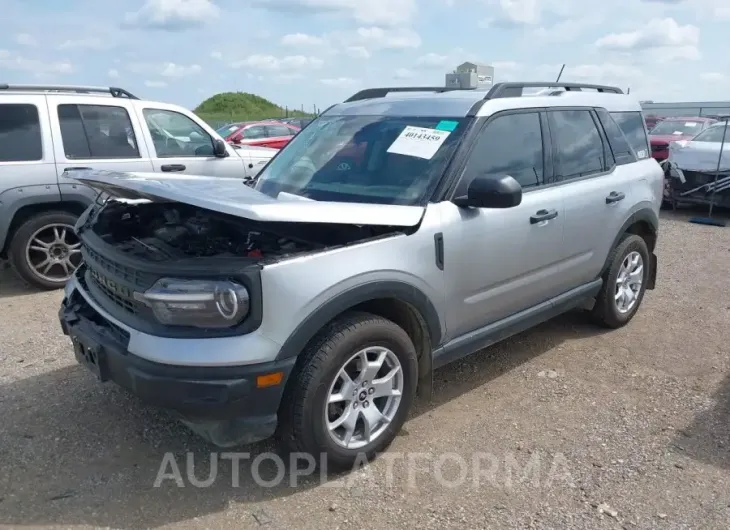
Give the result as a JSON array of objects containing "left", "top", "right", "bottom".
[{"left": 58, "top": 277, "right": 296, "bottom": 447}]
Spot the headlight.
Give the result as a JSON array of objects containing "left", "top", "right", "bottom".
[{"left": 134, "top": 278, "right": 250, "bottom": 328}]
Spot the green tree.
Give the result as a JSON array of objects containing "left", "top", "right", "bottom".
[{"left": 194, "top": 92, "right": 315, "bottom": 128}]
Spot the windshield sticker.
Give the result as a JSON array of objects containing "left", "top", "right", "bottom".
[
  {"left": 637, "top": 149, "right": 647, "bottom": 159},
  {"left": 386, "top": 126, "right": 451, "bottom": 159},
  {"left": 435, "top": 120, "right": 459, "bottom": 132},
  {"left": 684, "top": 122, "right": 698, "bottom": 127},
  {"left": 673, "top": 131, "right": 683, "bottom": 135}
]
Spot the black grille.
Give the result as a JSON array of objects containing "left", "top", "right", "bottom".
[
  {"left": 86, "top": 268, "right": 140, "bottom": 315},
  {"left": 83, "top": 245, "right": 157, "bottom": 289}
]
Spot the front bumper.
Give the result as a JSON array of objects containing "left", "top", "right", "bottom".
[{"left": 58, "top": 285, "right": 296, "bottom": 444}]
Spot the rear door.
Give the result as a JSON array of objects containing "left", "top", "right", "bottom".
[
  {"left": 263, "top": 124, "right": 297, "bottom": 149},
  {"left": 47, "top": 95, "right": 154, "bottom": 204},
  {"left": 554, "top": 108, "right": 639, "bottom": 286},
  {"left": 134, "top": 104, "right": 246, "bottom": 178},
  {"left": 237, "top": 124, "right": 270, "bottom": 147}
]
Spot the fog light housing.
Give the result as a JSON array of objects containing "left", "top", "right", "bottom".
[{"left": 135, "top": 278, "right": 250, "bottom": 328}]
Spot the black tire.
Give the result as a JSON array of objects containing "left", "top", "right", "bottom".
[
  {"left": 278, "top": 311, "right": 418, "bottom": 471},
  {"left": 8, "top": 211, "right": 80, "bottom": 290},
  {"left": 591, "top": 234, "right": 650, "bottom": 329}
]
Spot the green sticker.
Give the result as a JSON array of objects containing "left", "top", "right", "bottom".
[{"left": 435, "top": 120, "right": 458, "bottom": 132}]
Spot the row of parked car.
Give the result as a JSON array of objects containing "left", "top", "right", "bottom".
[{"left": 214, "top": 117, "right": 313, "bottom": 149}]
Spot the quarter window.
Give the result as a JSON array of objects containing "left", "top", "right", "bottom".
[
  {"left": 0, "top": 104, "right": 43, "bottom": 162},
  {"left": 58, "top": 104, "right": 140, "bottom": 159},
  {"left": 549, "top": 110, "right": 606, "bottom": 180},
  {"left": 595, "top": 108, "right": 636, "bottom": 166},
  {"left": 611, "top": 111, "right": 650, "bottom": 160},
  {"left": 460, "top": 112, "right": 545, "bottom": 191}
]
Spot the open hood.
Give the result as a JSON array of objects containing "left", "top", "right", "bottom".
[{"left": 64, "top": 169, "right": 426, "bottom": 227}]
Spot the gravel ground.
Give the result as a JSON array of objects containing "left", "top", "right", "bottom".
[{"left": 0, "top": 209, "right": 729, "bottom": 530}]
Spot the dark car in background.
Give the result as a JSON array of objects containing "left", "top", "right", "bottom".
[{"left": 647, "top": 116, "right": 717, "bottom": 162}]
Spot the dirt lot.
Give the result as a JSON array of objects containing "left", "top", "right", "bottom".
[{"left": 0, "top": 210, "right": 728, "bottom": 530}]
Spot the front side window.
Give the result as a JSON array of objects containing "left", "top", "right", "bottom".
[
  {"left": 649, "top": 119, "right": 705, "bottom": 137},
  {"left": 549, "top": 110, "right": 606, "bottom": 180},
  {"left": 0, "top": 103, "right": 42, "bottom": 162},
  {"left": 611, "top": 111, "right": 650, "bottom": 160},
  {"left": 243, "top": 125, "right": 267, "bottom": 139},
  {"left": 143, "top": 109, "right": 214, "bottom": 158},
  {"left": 459, "top": 112, "right": 544, "bottom": 192},
  {"left": 58, "top": 104, "right": 139, "bottom": 159},
  {"left": 254, "top": 115, "right": 469, "bottom": 205},
  {"left": 266, "top": 124, "right": 296, "bottom": 137},
  {"left": 692, "top": 124, "right": 730, "bottom": 143}
]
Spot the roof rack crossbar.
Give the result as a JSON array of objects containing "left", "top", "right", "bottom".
[
  {"left": 484, "top": 82, "right": 623, "bottom": 99},
  {"left": 0, "top": 84, "right": 139, "bottom": 99},
  {"left": 344, "top": 86, "right": 473, "bottom": 103}
]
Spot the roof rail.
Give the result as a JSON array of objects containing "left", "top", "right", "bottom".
[
  {"left": 0, "top": 84, "right": 139, "bottom": 99},
  {"left": 485, "top": 82, "right": 623, "bottom": 99},
  {"left": 344, "top": 86, "right": 472, "bottom": 103}
]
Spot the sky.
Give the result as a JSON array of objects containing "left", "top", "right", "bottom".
[{"left": 1, "top": 0, "right": 728, "bottom": 111}]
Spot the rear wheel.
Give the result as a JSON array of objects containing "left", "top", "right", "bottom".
[
  {"left": 8, "top": 211, "right": 82, "bottom": 290},
  {"left": 591, "top": 234, "right": 650, "bottom": 328},
  {"left": 279, "top": 312, "right": 418, "bottom": 470}
]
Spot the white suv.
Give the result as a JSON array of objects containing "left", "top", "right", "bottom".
[{"left": 0, "top": 84, "right": 276, "bottom": 289}]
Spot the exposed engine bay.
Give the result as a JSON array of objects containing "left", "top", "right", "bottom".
[{"left": 87, "top": 200, "right": 401, "bottom": 263}]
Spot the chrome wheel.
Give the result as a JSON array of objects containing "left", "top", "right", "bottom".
[
  {"left": 325, "top": 346, "right": 404, "bottom": 450},
  {"left": 25, "top": 223, "right": 82, "bottom": 283},
  {"left": 614, "top": 251, "right": 643, "bottom": 314}
]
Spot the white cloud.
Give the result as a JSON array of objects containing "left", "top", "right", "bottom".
[
  {"left": 108, "top": 68, "right": 120, "bottom": 78},
  {"left": 596, "top": 17, "right": 699, "bottom": 52},
  {"left": 0, "top": 49, "right": 74, "bottom": 75},
  {"left": 333, "top": 27, "right": 420, "bottom": 51},
  {"left": 345, "top": 46, "right": 370, "bottom": 59},
  {"left": 231, "top": 54, "right": 324, "bottom": 71},
  {"left": 250, "top": 0, "right": 416, "bottom": 26},
  {"left": 700, "top": 72, "right": 730, "bottom": 83},
  {"left": 394, "top": 68, "right": 415, "bottom": 79},
  {"left": 210, "top": 51, "right": 223, "bottom": 59},
  {"left": 124, "top": 0, "right": 219, "bottom": 31},
  {"left": 320, "top": 77, "right": 359, "bottom": 87},
  {"left": 15, "top": 33, "right": 37, "bottom": 47},
  {"left": 160, "top": 62, "right": 202, "bottom": 76},
  {"left": 481, "top": 0, "right": 540, "bottom": 27},
  {"left": 281, "top": 33, "right": 326, "bottom": 46},
  {"left": 144, "top": 80, "right": 168, "bottom": 87},
  {"left": 58, "top": 38, "right": 109, "bottom": 51},
  {"left": 415, "top": 53, "right": 448, "bottom": 68}
]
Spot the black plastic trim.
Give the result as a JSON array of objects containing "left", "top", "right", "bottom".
[
  {"left": 276, "top": 281, "right": 443, "bottom": 360},
  {"left": 601, "top": 207, "right": 660, "bottom": 277},
  {"left": 344, "top": 86, "right": 469, "bottom": 102},
  {"left": 432, "top": 279, "right": 602, "bottom": 369}
]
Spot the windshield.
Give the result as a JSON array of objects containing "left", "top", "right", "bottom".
[
  {"left": 650, "top": 120, "right": 703, "bottom": 136},
  {"left": 692, "top": 124, "right": 729, "bottom": 143},
  {"left": 215, "top": 123, "right": 243, "bottom": 137},
  {"left": 253, "top": 115, "right": 469, "bottom": 205}
]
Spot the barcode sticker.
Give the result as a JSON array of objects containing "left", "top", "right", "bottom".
[{"left": 387, "top": 126, "right": 451, "bottom": 159}]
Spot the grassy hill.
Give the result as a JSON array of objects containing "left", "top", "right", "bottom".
[{"left": 195, "top": 92, "right": 315, "bottom": 127}]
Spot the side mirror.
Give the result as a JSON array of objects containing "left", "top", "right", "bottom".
[
  {"left": 452, "top": 174, "right": 522, "bottom": 209},
  {"left": 213, "top": 138, "right": 228, "bottom": 158}
]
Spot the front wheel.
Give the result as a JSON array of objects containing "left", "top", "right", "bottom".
[
  {"left": 279, "top": 312, "right": 418, "bottom": 470},
  {"left": 591, "top": 234, "right": 650, "bottom": 328}
]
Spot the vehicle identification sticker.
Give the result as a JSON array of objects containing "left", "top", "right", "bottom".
[
  {"left": 387, "top": 126, "right": 451, "bottom": 159},
  {"left": 637, "top": 149, "right": 647, "bottom": 159},
  {"left": 684, "top": 122, "right": 698, "bottom": 127}
]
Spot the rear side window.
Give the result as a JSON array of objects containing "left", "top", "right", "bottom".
[
  {"left": 610, "top": 111, "right": 649, "bottom": 160},
  {"left": 0, "top": 104, "right": 43, "bottom": 162},
  {"left": 266, "top": 124, "right": 294, "bottom": 137},
  {"left": 244, "top": 125, "right": 267, "bottom": 139},
  {"left": 595, "top": 108, "right": 636, "bottom": 166},
  {"left": 548, "top": 110, "right": 606, "bottom": 180},
  {"left": 58, "top": 104, "right": 140, "bottom": 159}
]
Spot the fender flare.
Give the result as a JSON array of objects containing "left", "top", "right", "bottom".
[
  {"left": 275, "top": 280, "right": 443, "bottom": 361},
  {"left": 601, "top": 206, "right": 659, "bottom": 276}
]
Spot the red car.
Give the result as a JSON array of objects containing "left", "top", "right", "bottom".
[
  {"left": 216, "top": 120, "right": 300, "bottom": 149},
  {"left": 647, "top": 116, "right": 717, "bottom": 162}
]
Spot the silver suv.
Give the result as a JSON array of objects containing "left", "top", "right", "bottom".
[
  {"left": 58, "top": 82, "right": 662, "bottom": 469},
  {"left": 0, "top": 84, "right": 276, "bottom": 289}
]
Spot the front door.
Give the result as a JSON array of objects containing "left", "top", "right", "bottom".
[
  {"left": 135, "top": 105, "right": 246, "bottom": 178},
  {"left": 441, "top": 110, "right": 569, "bottom": 341}
]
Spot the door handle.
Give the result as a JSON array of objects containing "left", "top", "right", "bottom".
[
  {"left": 606, "top": 191, "right": 625, "bottom": 204},
  {"left": 530, "top": 209, "right": 558, "bottom": 224},
  {"left": 64, "top": 166, "right": 91, "bottom": 172},
  {"left": 161, "top": 164, "right": 186, "bottom": 172}
]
